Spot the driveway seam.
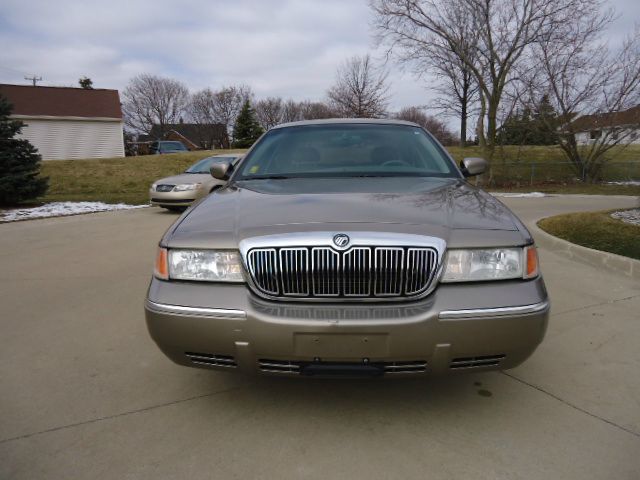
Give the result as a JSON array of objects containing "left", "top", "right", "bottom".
[
  {"left": 551, "top": 294, "right": 640, "bottom": 317},
  {"left": 0, "top": 385, "right": 244, "bottom": 446},
  {"left": 501, "top": 371, "right": 639, "bottom": 438}
]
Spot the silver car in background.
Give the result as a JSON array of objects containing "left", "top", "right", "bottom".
[{"left": 150, "top": 154, "right": 243, "bottom": 210}]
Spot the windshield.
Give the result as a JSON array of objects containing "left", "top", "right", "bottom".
[
  {"left": 161, "top": 142, "right": 187, "bottom": 151},
  {"left": 186, "top": 156, "right": 238, "bottom": 174},
  {"left": 236, "top": 124, "right": 459, "bottom": 180}
]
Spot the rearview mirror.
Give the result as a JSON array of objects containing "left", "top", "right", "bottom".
[
  {"left": 460, "top": 157, "right": 487, "bottom": 177},
  {"left": 210, "top": 160, "right": 233, "bottom": 180}
]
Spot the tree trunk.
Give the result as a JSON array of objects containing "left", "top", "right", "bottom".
[{"left": 460, "top": 80, "right": 468, "bottom": 147}]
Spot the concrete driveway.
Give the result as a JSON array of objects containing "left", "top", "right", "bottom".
[{"left": 1, "top": 195, "right": 639, "bottom": 479}]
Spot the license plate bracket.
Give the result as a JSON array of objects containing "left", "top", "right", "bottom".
[{"left": 294, "top": 333, "right": 389, "bottom": 357}]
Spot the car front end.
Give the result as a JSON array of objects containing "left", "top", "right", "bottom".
[
  {"left": 144, "top": 120, "right": 549, "bottom": 377},
  {"left": 149, "top": 179, "right": 206, "bottom": 208}
]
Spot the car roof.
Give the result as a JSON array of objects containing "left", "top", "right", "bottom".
[{"left": 271, "top": 118, "right": 422, "bottom": 130}]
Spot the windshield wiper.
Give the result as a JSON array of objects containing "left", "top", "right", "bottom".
[
  {"left": 349, "top": 174, "right": 401, "bottom": 177},
  {"left": 243, "top": 175, "right": 296, "bottom": 180}
]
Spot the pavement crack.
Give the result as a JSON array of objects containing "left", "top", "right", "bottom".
[
  {"left": 0, "top": 385, "right": 244, "bottom": 446},
  {"left": 501, "top": 371, "right": 639, "bottom": 438},
  {"left": 551, "top": 294, "right": 640, "bottom": 317}
]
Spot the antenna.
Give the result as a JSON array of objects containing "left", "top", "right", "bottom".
[{"left": 24, "top": 75, "right": 42, "bottom": 86}]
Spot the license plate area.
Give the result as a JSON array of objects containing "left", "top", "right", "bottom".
[{"left": 294, "top": 333, "right": 389, "bottom": 358}]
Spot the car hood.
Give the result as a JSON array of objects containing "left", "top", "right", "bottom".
[
  {"left": 166, "top": 177, "right": 526, "bottom": 249},
  {"left": 155, "top": 173, "right": 211, "bottom": 185}
]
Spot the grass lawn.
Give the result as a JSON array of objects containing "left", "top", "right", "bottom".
[
  {"left": 538, "top": 209, "right": 640, "bottom": 260},
  {"left": 446, "top": 144, "right": 640, "bottom": 163},
  {"left": 32, "top": 144, "right": 640, "bottom": 205}
]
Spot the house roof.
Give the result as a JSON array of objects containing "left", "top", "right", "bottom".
[
  {"left": 140, "top": 123, "right": 227, "bottom": 142},
  {"left": 0, "top": 84, "right": 122, "bottom": 119},
  {"left": 571, "top": 105, "right": 640, "bottom": 132},
  {"left": 138, "top": 123, "right": 227, "bottom": 145}
]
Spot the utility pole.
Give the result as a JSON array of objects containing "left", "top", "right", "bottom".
[{"left": 24, "top": 75, "right": 42, "bottom": 86}]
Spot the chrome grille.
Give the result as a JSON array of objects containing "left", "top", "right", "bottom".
[
  {"left": 311, "top": 247, "right": 339, "bottom": 296},
  {"left": 406, "top": 248, "right": 436, "bottom": 295},
  {"left": 280, "top": 248, "right": 309, "bottom": 296},
  {"left": 247, "top": 249, "right": 279, "bottom": 295},
  {"left": 343, "top": 247, "right": 371, "bottom": 296},
  {"left": 246, "top": 246, "right": 437, "bottom": 300},
  {"left": 374, "top": 247, "right": 403, "bottom": 296}
]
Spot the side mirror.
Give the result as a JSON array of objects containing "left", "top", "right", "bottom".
[
  {"left": 460, "top": 157, "right": 487, "bottom": 177},
  {"left": 210, "top": 160, "right": 233, "bottom": 180}
]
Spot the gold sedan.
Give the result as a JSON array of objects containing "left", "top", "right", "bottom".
[{"left": 149, "top": 154, "right": 243, "bottom": 211}]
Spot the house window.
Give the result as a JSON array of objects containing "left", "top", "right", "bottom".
[{"left": 589, "top": 130, "right": 601, "bottom": 140}]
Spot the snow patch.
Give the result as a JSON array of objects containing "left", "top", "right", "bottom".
[
  {"left": 1, "top": 202, "right": 148, "bottom": 222},
  {"left": 489, "top": 192, "right": 547, "bottom": 198},
  {"left": 611, "top": 209, "right": 640, "bottom": 226},
  {"left": 606, "top": 181, "right": 640, "bottom": 186}
]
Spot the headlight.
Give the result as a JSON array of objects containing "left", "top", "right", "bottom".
[
  {"left": 154, "top": 248, "right": 244, "bottom": 282},
  {"left": 441, "top": 246, "right": 538, "bottom": 282},
  {"left": 173, "top": 183, "right": 201, "bottom": 191}
]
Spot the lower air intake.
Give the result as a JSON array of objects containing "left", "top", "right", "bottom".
[
  {"left": 258, "top": 359, "right": 427, "bottom": 375},
  {"left": 449, "top": 354, "right": 505, "bottom": 369},
  {"left": 185, "top": 352, "right": 237, "bottom": 368}
]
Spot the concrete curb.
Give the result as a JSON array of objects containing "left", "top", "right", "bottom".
[{"left": 530, "top": 221, "right": 640, "bottom": 281}]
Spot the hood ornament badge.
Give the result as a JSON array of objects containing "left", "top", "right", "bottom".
[{"left": 333, "top": 234, "right": 350, "bottom": 248}]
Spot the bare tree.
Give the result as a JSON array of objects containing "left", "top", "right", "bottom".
[
  {"left": 527, "top": 11, "right": 640, "bottom": 181},
  {"left": 327, "top": 54, "right": 389, "bottom": 118},
  {"left": 281, "top": 99, "right": 304, "bottom": 123},
  {"left": 190, "top": 88, "right": 228, "bottom": 148},
  {"left": 122, "top": 74, "right": 189, "bottom": 136},
  {"left": 209, "top": 85, "right": 253, "bottom": 141},
  {"left": 394, "top": 106, "right": 456, "bottom": 144},
  {"left": 371, "top": 0, "right": 586, "bottom": 160},
  {"left": 374, "top": 2, "right": 479, "bottom": 146},
  {"left": 299, "top": 100, "right": 338, "bottom": 120},
  {"left": 430, "top": 53, "right": 479, "bottom": 146},
  {"left": 255, "top": 97, "right": 284, "bottom": 130}
]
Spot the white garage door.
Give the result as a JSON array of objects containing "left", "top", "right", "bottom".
[{"left": 17, "top": 118, "right": 125, "bottom": 160}]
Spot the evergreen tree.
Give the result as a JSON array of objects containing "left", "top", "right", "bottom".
[
  {"left": 232, "top": 100, "right": 264, "bottom": 148},
  {"left": 531, "top": 94, "right": 559, "bottom": 145},
  {"left": 0, "top": 94, "right": 48, "bottom": 205},
  {"left": 79, "top": 77, "right": 94, "bottom": 89},
  {"left": 498, "top": 96, "right": 559, "bottom": 145},
  {"left": 498, "top": 107, "right": 534, "bottom": 145}
]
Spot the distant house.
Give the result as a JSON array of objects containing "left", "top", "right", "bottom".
[
  {"left": 571, "top": 105, "right": 640, "bottom": 145},
  {"left": 0, "top": 84, "right": 125, "bottom": 160},
  {"left": 140, "top": 122, "right": 229, "bottom": 150}
]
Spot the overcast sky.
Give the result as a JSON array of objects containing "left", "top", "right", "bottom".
[{"left": 0, "top": 0, "right": 638, "bottom": 121}]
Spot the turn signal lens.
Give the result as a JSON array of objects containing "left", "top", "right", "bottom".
[
  {"left": 154, "top": 247, "right": 169, "bottom": 280},
  {"left": 524, "top": 246, "right": 539, "bottom": 279}
]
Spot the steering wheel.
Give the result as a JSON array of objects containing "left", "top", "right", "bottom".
[{"left": 381, "top": 159, "right": 411, "bottom": 167}]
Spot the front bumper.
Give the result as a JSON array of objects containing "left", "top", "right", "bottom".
[
  {"left": 149, "top": 189, "right": 202, "bottom": 207},
  {"left": 145, "top": 277, "right": 550, "bottom": 376}
]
